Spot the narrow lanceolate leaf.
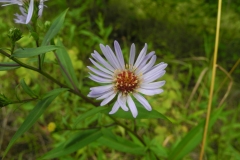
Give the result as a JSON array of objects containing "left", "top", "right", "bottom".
[
  {"left": 55, "top": 40, "right": 79, "bottom": 90},
  {"left": 13, "top": 45, "right": 60, "bottom": 58},
  {"left": 41, "top": 129, "right": 102, "bottom": 159},
  {"left": 73, "top": 107, "right": 108, "bottom": 126},
  {"left": 3, "top": 88, "right": 68, "bottom": 157},
  {"left": 0, "top": 62, "right": 20, "bottom": 71},
  {"left": 40, "top": 9, "right": 68, "bottom": 67},
  {"left": 41, "top": 9, "right": 68, "bottom": 46},
  {"left": 98, "top": 128, "right": 145, "bottom": 155},
  {"left": 20, "top": 79, "right": 38, "bottom": 98},
  {"left": 102, "top": 105, "right": 170, "bottom": 121},
  {"left": 168, "top": 107, "right": 223, "bottom": 160}
]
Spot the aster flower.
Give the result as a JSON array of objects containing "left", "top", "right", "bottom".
[
  {"left": 0, "top": 0, "right": 47, "bottom": 24},
  {"left": 88, "top": 41, "right": 167, "bottom": 118}
]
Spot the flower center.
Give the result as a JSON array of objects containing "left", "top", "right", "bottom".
[{"left": 114, "top": 70, "right": 139, "bottom": 94}]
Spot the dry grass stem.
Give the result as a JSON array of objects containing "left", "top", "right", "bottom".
[
  {"left": 199, "top": 0, "right": 222, "bottom": 159},
  {"left": 185, "top": 67, "right": 208, "bottom": 108},
  {"left": 216, "top": 65, "right": 233, "bottom": 107}
]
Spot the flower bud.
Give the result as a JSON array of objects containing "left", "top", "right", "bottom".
[
  {"left": 0, "top": 94, "right": 11, "bottom": 108},
  {"left": 8, "top": 28, "right": 22, "bottom": 43}
]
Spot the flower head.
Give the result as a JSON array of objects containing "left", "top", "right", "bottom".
[
  {"left": 0, "top": 0, "right": 47, "bottom": 24},
  {"left": 88, "top": 41, "right": 167, "bottom": 118}
]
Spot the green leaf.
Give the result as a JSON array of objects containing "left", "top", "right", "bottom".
[
  {"left": 41, "top": 9, "right": 68, "bottom": 46},
  {"left": 74, "top": 107, "right": 108, "bottom": 126},
  {"left": 40, "top": 9, "right": 68, "bottom": 67},
  {"left": 20, "top": 79, "right": 38, "bottom": 98},
  {"left": 13, "top": 45, "right": 59, "bottom": 58},
  {"left": 102, "top": 104, "right": 170, "bottom": 121},
  {"left": 41, "top": 129, "right": 102, "bottom": 159},
  {"left": 55, "top": 40, "right": 79, "bottom": 90},
  {"left": 149, "top": 141, "right": 168, "bottom": 158},
  {"left": 0, "top": 62, "right": 20, "bottom": 71},
  {"left": 3, "top": 88, "right": 68, "bottom": 157},
  {"left": 168, "top": 107, "right": 223, "bottom": 160},
  {"left": 98, "top": 128, "right": 145, "bottom": 155}
]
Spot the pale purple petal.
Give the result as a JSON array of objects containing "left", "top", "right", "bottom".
[
  {"left": 143, "top": 70, "right": 166, "bottom": 83},
  {"left": 129, "top": 43, "right": 136, "bottom": 70},
  {"left": 89, "top": 58, "right": 113, "bottom": 75},
  {"left": 100, "top": 92, "right": 117, "bottom": 106},
  {"left": 138, "top": 88, "right": 163, "bottom": 96},
  {"left": 137, "top": 51, "right": 155, "bottom": 72},
  {"left": 114, "top": 40, "right": 125, "bottom": 70},
  {"left": 106, "top": 45, "right": 122, "bottom": 69},
  {"left": 133, "top": 43, "right": 147, "bottom": 69},
  {"left": 38, "top": 0, "right": 45, "bottom": 17},
  {"left": 146, "top": 62, "right": 167, "bottom": 73},
  {"left": 133, "top": 93, "right": 152, "bottom": 111},
  {"left": 100, "top": 44, "right": 118, "bottom": 69},
  {"left": 25, "top": 0, "right": 34, "bottom": 24},
  {"left": 127, "top": 96, "right": 138, "bottom": 118},
  {"left": 89, "top": 73, "right": 113, "bottom": 83},
  {"left": 140, "top": 81, "right": 165, "bottom": 90},
  {"left": 88, "top": 90, "right": 111, "bottom": 98},
  {"left": 109, "top": 101, "right": 121, "bottom": 114},
  {"left": 117, "top": 93, "right": 129, "bottom": 111},
  {"left": 92, "top": 51, "right": 115, "bottom": 72},
  {"left": 90, "top": 84, "right": 114, "bottom": 94},
  {"left": 97, "top": 90, "right": 115, "bottom": 100},
  {"left": 135, "top": 55, "right": 156, "bottom": 75},
  {"left": 0, "top": 0, "right": 22, "bottom": 6},
  {"left": 88, "top": 66, "right": 113, "bottom": 79},
  {"left": 143, "top": 63, "right": 168, "bottom": 79}
]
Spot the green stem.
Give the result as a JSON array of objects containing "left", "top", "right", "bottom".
[
  {"left": 11, "top": 43, "right": 15, "bottom": 54},
  {"left": 36, "top": 40, "right": 42, "bottom": 71},
  {"left": 57, "top": 123, "right": 116, "bottom": 132},
  {"left": 109, "top": 116, "right": 146, "bottom": 146},
  {"left": 10, "top": 98, "right": 38, "bottom": 105}
]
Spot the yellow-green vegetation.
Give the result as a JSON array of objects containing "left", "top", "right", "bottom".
[{"left": 0, "top": 0, "right": 239, "bottom": 160}]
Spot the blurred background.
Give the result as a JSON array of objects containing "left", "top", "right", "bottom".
[{"left": 0, "top": 0, "right": 239, "bottom": 159}]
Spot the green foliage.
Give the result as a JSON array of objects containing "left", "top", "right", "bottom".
[
  {"left": 41, "top": 129, "right": 102, "bottom": 159},
  {"left": 98, "top": 128, "right": 145, "bottom": 155},
  {"left": 0, "top": 0, "right": 239, "bottom": 160},
  {"left": 169, "top": 107, "right": 223, "bottom": 160},
  {"left": 102, "top": 104, "right": 171, "bottom": 121},
  {"left": 3, "top": 88, "right": 68, "bottom": 157},
  {"left": 41, "top": 9, "right": 69, "bottom": 67},
  {"left": 55, "top": 40, "right": 79, "bottom": 90},
  {"left": 0, "top": 62, "right": 20, "bottom": 71},
  {"left": 13, "top": 45, "right": 60, "bottom": 58},
  {"left": 19, "top": 79, "right": 38, "bottom": 98}
]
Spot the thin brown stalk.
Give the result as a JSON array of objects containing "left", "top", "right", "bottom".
[
  {"left": 199, "top": 0, "right": 222, "bottom": 159},
  {"left": 216, "top": 58, "right": 240, "bottom": 93},
  {"left": 185, "top": 67, "right": 208, "bottom": 108},
  {"left": 216, "top": 65, "right": 233, "bottom": 107}
]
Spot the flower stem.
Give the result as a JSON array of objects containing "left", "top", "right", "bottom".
[
  {"left": 109, "top": 116, "right": 146, "bottom": 146},
  {"left": 10, "top": 98, "right": 38, "bottom": 105}
]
